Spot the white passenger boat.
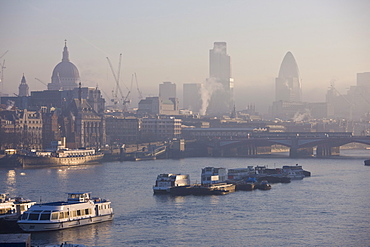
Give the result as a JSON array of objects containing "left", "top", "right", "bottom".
[
  {"left": 17, "top": 192, "right": 113, "bottom": 232},
  {"left": 0, "top": 193, "right": 36, "bottom": 219},
  {"left": 153, "top": 174, "right": 190, "bottom": 194}
]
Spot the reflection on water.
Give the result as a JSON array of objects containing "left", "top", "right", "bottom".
[
  {"left": 5, "top": 170, "right": 16, "bottom": 195},
  {"left": 0, "top": 151, "right": 370, "bottom": 246},
  {"left": 31, "top": 221, "right": 114, "bottom": 247}
]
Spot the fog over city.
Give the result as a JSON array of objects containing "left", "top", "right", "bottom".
[{"left": 1, "top": 0, "right": 369, "bottom": 114}]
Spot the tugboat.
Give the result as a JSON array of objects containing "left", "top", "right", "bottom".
[
  {"left": 17, "top": 192, "right": 113, "bottom": 232},
  {"left": 255, "top": 180, "right": 272, "bottom": 190}
]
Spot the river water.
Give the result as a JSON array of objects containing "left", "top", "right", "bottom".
[{"left": 1, "top": 150, "right": 370, "bottom": 247}]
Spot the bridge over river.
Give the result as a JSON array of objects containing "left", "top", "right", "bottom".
[{"left": 204, "top": 132, "right": 370, "bottom": 157}]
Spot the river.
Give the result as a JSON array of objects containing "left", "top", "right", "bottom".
[{"left": 1, "top": 150, "right": 370, "bottom": 246}]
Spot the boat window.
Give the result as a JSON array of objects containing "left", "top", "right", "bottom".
[
  {"left": 77, "top": 210, "right": 81, "bottom": 216},
  {"left": 21, "top": 213, "right": 29, "bottom": 220},
  {"left": 85, "top": 209, "right": 89, "bottom": 215},
  {"left": 51, "top": 212, "right": 58, "bottom": 220},
  {"left": 29, "top": 213, "right": 40, "bottom": 220},
  {"left": 40, "top": 212, "right": 51, "bottom": 220},
  {"left": 0, "top": 209, "right": 10, "bottom": 215},
  {"left": 72, "top": 211, "right": 77, "bottom": 217},
  {"left": 59, "top": 212, "right": 65, "bottom": 219}
]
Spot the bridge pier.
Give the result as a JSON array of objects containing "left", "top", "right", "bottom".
[
  {"left": 289, "top": 147, "right": 314, "bottom": 158},
  {"left": 216, "top": 144, "right": 272, "bottom": 157},
  {"left": 316, "top": 145, "right": 340, "bottom": 157}
]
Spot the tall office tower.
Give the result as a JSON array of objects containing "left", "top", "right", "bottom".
[
  {"left": 18, "top": 74, "right": 29, "bottom": 97},
  {"left": 275, "top": 51, "right": 301, "bottom": 102},
  {"left": 48, "top": 40, "right": 80, "bottom": 91},
  {"left": 183, "top": 83, "right": 202, "bottom": 113},
  {"left": 159, "top": 81, "right": 176, "bottom": 100},
  {"left": 351, "top": 72, "right": 370, "bottom": 119},
  {"left": 206, "top": 42, "right": 234, "bottom": 115},
  {"left": 357, "top": 72, "right": 370, "bottom": 88}
]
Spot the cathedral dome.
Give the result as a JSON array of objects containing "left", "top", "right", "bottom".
[
  {"left": 48, "top": 41, "right": 80, "bottom": 90},
  {"left": 52, "top": 60, "right": 80, "bottom": 80}
]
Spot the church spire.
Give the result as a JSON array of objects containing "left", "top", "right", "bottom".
[
  {"left": 21, "top": 73, "right": 26, "bottom": 84},
  {"left": 62, "top": 39, "right": 70, "bottom": 62},
  {"left": 19, "top": 73, "right": 29, "bottom": 97}
]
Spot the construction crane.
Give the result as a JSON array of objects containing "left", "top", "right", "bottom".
[
  {"left": 121, "top": 78, "right": 132, "bottom": 112},
  {"left": 0, "top": 50, "right": 8, "bottom": 91},
  {"left": 134, "top": 73, "right": 143, "bottom": 100},
  {"left": 35, "top": 78, "right": 48, "bottom": 87},
  {"left": 0, "top": 50, "right": 8, "bottom": 59},
  {"left": 329, "top": 81, "right": 354, "bottom": 120},
  {"left": 106, "top": 54, "right": 124, "bottom": 108},
  {"left": 0, "top": 60, "right": 5, "bottom": 84}
]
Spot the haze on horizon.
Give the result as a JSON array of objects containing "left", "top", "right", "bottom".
[{"left": 1, "top": 0, "right": 369, "bottom": 114}]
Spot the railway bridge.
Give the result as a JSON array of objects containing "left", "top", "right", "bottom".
[{"left": 204, "top": 132, "right": 370, "bottom": 157}]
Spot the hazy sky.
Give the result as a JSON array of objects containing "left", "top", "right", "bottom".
[{"left": 1, "top": 0, "right": 369, "bottom": 113}]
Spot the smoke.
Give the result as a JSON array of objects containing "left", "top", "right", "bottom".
[
  {"left": 200, "top": 78, "right": 223, "bottom": 115},
  {"left": 292, "top": 108, "right": 311, "bottom": 122},
  {"left": 6, "top": 100, "right": 15, "bottom": 110}
]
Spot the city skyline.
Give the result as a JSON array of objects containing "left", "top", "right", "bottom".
[{"left": 1, "top": 0, "right": 369, "bottom": 114}]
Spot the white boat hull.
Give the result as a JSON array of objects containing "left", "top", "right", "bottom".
[
  {"left": 18, "top": 213, "right": 113, "bottom": 232},
  {"left": 19, "top": 154, "right": 104, "bottom": 167}
]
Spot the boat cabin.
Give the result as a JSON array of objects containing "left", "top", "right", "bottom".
[
  {"left": 201, "top": 167, "right": 227, "bottom": 185},
  {"left": 67, "top": 192, "right": 91, "bottom": 202},
  {"left": 58, "top": 149, "right": 96, "bottom": 158},
  {"left": 228, "top": 166, "right": 255, "bottom": 180},
  {"left": 0, "top": 194, "right": 15, "bottom": 216}
]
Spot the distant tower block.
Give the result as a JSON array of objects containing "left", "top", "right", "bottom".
[
  {"left": 207, "top": 42, "right": 234, "bottom": 115},
  {"left": 18, "top": 74, "right": 29, "bottom": 97},
  {"left": 159, "top": 81, "right": 176, "bottom": 100},
  {"left": 275, "top": 51, "right": 302, "bottom": 102},
  {"left": 183, "top": 83, "right": 201, "bottom": 113}
]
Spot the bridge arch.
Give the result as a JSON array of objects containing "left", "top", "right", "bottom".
[{"left": 211, "top": 135, "right": 370, "bottom": 157}]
